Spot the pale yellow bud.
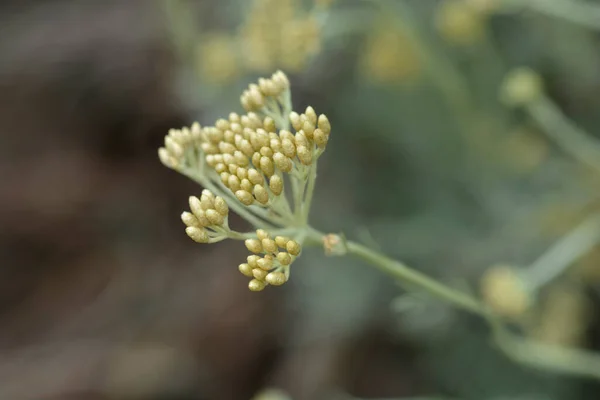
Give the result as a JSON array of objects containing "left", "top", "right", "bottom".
[
  {"left": 158, "top": 148, "right": 176, "bottom": 168},
  {"left": 481, "top": 265, "right": 530, "bottom": 319},
  {"left": 206, "top": 127, "right": 223, "bottom": 144},
  {"left": 240, "top": 179, "right": 253, "bottom": 192},
  {"left": 164, "top": 137, "right": 184, "bottom": 159},
  {"left": 262, "top": 238, "right": 278, "bottom": 253},
  {"left": 296, "top": 145, "right": 313, "bottom": 165},
  {"left": 266, "top": 271, "right": 286, "bottom": 286},
  {"left": 201, "top": 142, "right": 219, "bottom": 155},
  {"left": 180, "top": 211, "right": 200, "bottom": 228},
  {"left": 240, "top": 140, "right": 254, "bottom": 157},
  {"left": 257, "top": 255, "right": 274, "bottom": 270},
  {"left": 200, "top": 193, "right": 215, "bottom": 210},
  {"left": 245, "top": 238, "right": 263, "bottom": 254},
  {"left": 236, "top": 190, "right": 254, "bottom": 206},
  {"left": 214, "top": 197, "right": 229, "bottom": 216},
  {"left": 227, "top": 175, "right": 241, "bottom": 192},
  {"left": 264, "top": 117, "right": 276, "bottom": 133},
  {"left": 269, "top": 175, "right": 283, "bottom": 196},
  {"left": 254, "top": 184, "right": 269, "bottom": 204},
  {"left": 260, "top": 146, "right": 274, "bottom": 158},
  {"left": 239, "top": 263, "right": 254, "bottom": 277},
  {"left": 305, "top": 106, "right": 317, "bottom": 125},
  {"left": 247, "top": 255, "right": 260, "bottom": 269},
  {"left": 252, "top": 152, "right": 262, "bottom": 168},
  {"left": 256, "top": 229, "right": 270, "bottom": 240},
  {"left": 219, "top": 142, "right": 236, "bottom": 155},
  {"left": 229, "top": 112, "right": 241, "bottom": 123},
  {"left": 253, "top": 268, "right": 268, "bottom": 280},
  {"left": 279, "top": 130, "right": 295, "bottom": 142},
  {"left": 189, "top": 196, "right": 203, "bottom": 217},
  {"left": 260, "top": 156, "right": 275, "bottom": 177},
  {"left": 249, "top": 279, "right": 266, "bottom": 292},
  {"left": 215, "top": 118, "right": 230, "bottom": 131},
  {"left": 276, "top": 252, "right": 292, "bottom": 266},
  {"left": 215, "top": 163, "right": 227, "bottom": 174},
  {"left": 294, "top": 131, "right": 309, "bottom": 148},
  {"left": 223, "top": 153, "right": 235, "bottom": 166},
  {"left": 501, "top": 68, "right": 544, "bottom": 107},
  {"left": 205, "top": 209, "right": 224, "bottom": 226},
  {"left": 273, "top": 152, "right": 292, "bottom": 173},
  {"left": 272, "top": 70, "right": 290, "bottom": 92},
  {"left": 281, "top": 139, "right": 296, "bottom": 158},
  {"left": 186, "top": 227, "right": 209, "bottom": 243},
  {"left": 248, "top": 169, "right": 264, "bottom": 185},
  {"left": 191, "top": 122, "right": 202, "bottom": 139},
  {"left": 289, "top": 112, "right": 302, "bottom": 132},
  {"left": 302, "top": 120, "right": 315, "bottom": 139},
  {"left": 317, "top": 115, "right": 331, "bottom": 135},
  {"left": 275, "top": 236, "right": 290, "bottom": 248},
  {"left": 313, "top": 129, "right": 328, "bottom": 149},
  {"left": 286, "top": 240, "right": 301, "bottom": 256}
]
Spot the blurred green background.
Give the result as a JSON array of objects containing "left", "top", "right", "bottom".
[{"left": 3, "top": 0, "right": 600, "bottom": 399}]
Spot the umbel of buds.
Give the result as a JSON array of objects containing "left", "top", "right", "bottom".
[
  {"left": 240, "top": 229, "right": 302, "bottom": 291},
  {"left": 159, "top": 70, "right": 332, "bottom": 291}
]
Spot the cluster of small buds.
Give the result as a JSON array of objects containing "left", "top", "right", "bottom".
[
  {"left": 240, "top": 70, "right": 290, "bottom": 112},
  {"left": 158, "top": 123, "right": 202, "bottom": 170},
  {"left": 181, "top": 190, "right": 230, "bottom": 243},
  {"left": 239, "top": 229, "right": 302, "bottom": 291},
  {"left": 200, "top": 112, "right": 288, "bottom": 206},
  {"left": 289, "top": 105, "right": 331, "bottom": 155}
]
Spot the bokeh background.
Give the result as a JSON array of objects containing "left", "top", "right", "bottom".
[{"left": 3, "top": 0, "right": 600, "bottom": 399}]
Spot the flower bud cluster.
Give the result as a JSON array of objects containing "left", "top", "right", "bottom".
[
  {"left": 158, "top": 123, "right": 203, "bottom": 170},
  {"left": 240, "top": 70, "right": 290, "bottom": 112},
  {"left": 181, "top": 190, "right": 230, "bottom": 243},
  {"left": 239, "top": 229, "right": 302, "bottom": 291}
]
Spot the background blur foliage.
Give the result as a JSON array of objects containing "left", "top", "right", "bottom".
[{"left": 3, "top": 0, "right": 600, "bottom": 399}]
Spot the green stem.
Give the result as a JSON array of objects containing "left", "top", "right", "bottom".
[
  {"left": 301, "top": 162, "right": 319, "bottom": 224},
  {"left": 527, "top": 97, "right": 600, "bottom": 174}
]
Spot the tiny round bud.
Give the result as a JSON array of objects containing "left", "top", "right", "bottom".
[
  {"left": 215, "top": 163, "right": 227, "bottom": 174},
  {"left": 205, "top": 209, "right": 224, "bottom": 226},
  {"left": 240, "top": 140, "right": 254, "bottom": 157},
  {"left": 501, "top": 68, "right": 544, "bottom": 107},
  {"left": 235, "top": 190, "right": 254, "bottom": 206},
  {"left": 245, "top": 239, "right": 263, "bottom": 254},
  {"left": 305, "top": 106, "right": 317, "bottom": 126},
  {"left": 273, "top": 152, "right": 293, "bottom": 173},
  {"left": 295, "top": 131, "right": 309, "bottom": 148},
  {"left": 281, "top": 139, "right": 296, "bottom": 158},
  {"left": 290, "top": 112, "right": 302, "bottom": 132},
  {"left": 279, "top": 130, "right": 295, "bottom": 142},
  {"left": 272, "top": 70, "right": 290, "bottom": 91},
  {"left": 260, "top": 156, "right": 275, "bottom": 177},
  {"left": 181, "top": 211, "right": 200, "bottom": 228},
  {"left": 200, "top": 194, "right": 215, "bottom": 210},
  {"left": 260, "top": 146, "right": 274, "bottom": 158},
  {"left": 263, "top": 117, "right": 276, "bottom": 133},
  {"left": 186, "top": 227, "right": 209, "bottom": 243},
  {"left": 313, "top": 129, "right": 329, "bottom": 149},
  {"left": 303, "top": 120, "right": 315, "bottom": 140},
  {"left": 256, "top": 229, "right": 270, "bottom": 240},
  {"left": 275, "top": 236, "right": 290, "bottom": 248},
  {"left": 317, "top": 115, "right": 331, "bottom": 135},
  {"left": 257, "top": 255, "right": 274, "bottom": 270},
  {"left": 262, "top": 238, "right": 278, "bottom": 253},
  {"left": 165, "top": 137, "right": 184, "bottom": 158},
  {"left": 269, "top": 175, "right": 283, "bottom": 196},
  {"left": 266, "top": 271, "right": 286, "bottom": 286},
  {"left": 277, "top": 252, "right": 292, "bottom": 266},
  {"left": 234, "top": 151, "right": 249, "bottom": 166},
  {"left": 240, "top": 178, "right": 253, "bottom": 192},
  {"left": 254, "top": 185, "right": 269, "bottom": 204},
  {"left": 219, "top": 141, "right": 236, "bottom": 155},
  {"left": 189, "top": 196, "right": 203, "bottom": 217},
  {"left": 248, "top": 279, "right": 266, "bottom": 292},
  {"left": 220, "top": 172, "right": 230, "bottom": 186},
  {"left": 253, "top": 269, "right": 268, "bottom": 281},
  {"left": 158, "top": 147, "right": 176, "bottom": 168},
  {"left": 297, "top": 145, "right": 313, "bottom": 165},
  {"left": 215, "top": 118, "right": 229, "bottom": 131},
  {"left": 239, "top": 263, "right": 254, "bottom": 277},
  {"left": 247, "top": 255, "right": 260, "bottom": 268},
  {"left": 214, "top": 197, "right": 229, "bottom": 216},
  {"left": 227, "top": 175, "right": 241, "bottom": 192},
  {"left": 286, "top": 240, "right": 301, "bottom": 256},
  {"left": 252, "top": 152, "right": 262, "bottom": 167},
  {"left": 248, "top": 168, "right": 264, "bottom": 185},
  {"left": 229, "top": 112, "right": 241, "bottom": 123}
]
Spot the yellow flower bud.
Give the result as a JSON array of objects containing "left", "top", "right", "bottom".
[
  {"left": 286, "top": 240, "right": 301, "bottom": 256},
  {"left": 257, "top": 255, "right": 274, "bottom": 270},
  {"left": 262, "top": 238, "right": 278, "bottom": 253},
  {"left": 256, "top": 229, "right": 270, "bottom": 240},
  {"left": 317, "top": 115, "right": 331, "bottom": 135},
  {"left": 253, "top": 268, "right": 268, "bottom": 281},
  {"left": 254, "top": 184, "right": 270, "bottom": 204},
  {"left": 273, "top": 152, "right": 293, "bottom": 173},
  {"left": 260, "top": 156, "right": 275, "bottom": 177},
  {"left": 245, "top": 239, "right": 263, "bottom": 254},
  {"left": 239, "top": 263, "right": 254, "bottom": 277},
  {"left": 205, "top": 209, "right": 224, "bottom": 226},
  {"left": 248, "top": 168, "right": 264, "bottom": 185},
  {"left": 269, "top": 175, "right": 283, "bottom": 196},
  {"left": 247, "top": 255, "right": 260, "bottom": 268},
  {"left": 275, "top": 236, "right": 290, "bottom": 248},
  {"left": 235, "top": 190, "right": 254, "bottom": 206},
  {"left": 181, "top": 211, "right": 200, "bottom": 228},
  {"left": 289, "top": 112, "right": 302, "bottom": 132},
  {"left": 214, "top": 197, "right": 229, "bottom": 216},
  {"left": 276, "top": 252, "right": 292, "bottom": 266},
  {"left": 186, "top": 227, "right": 209, "bottom": 243},
  {"left": 296, "top": 145, "right": 313, "bottom": 165},
  {"left": 249, "top": 279, "right": 266, "bottom": 292},
  {"left": 266, "top": 271, "right": 286, "bottom": 286}
]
